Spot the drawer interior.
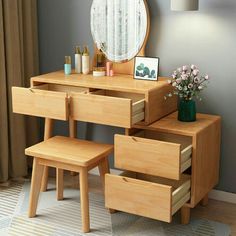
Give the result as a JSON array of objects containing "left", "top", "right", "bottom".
[
  {"left": 105, "top": 171, "right": 191, "bottom": 222},
  {"left": 135, "top": 130, "right": 193, "bottom": 173},
  {"left": 32, "top": 84, "right": 90, "bottom": 94}
]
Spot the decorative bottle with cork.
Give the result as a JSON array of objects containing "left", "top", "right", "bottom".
[
  {"left": 82, "top": 46, "right": 90, "bottom": 75},
  {"left": 75, "top": 46, "right": 82, "bottom": 74},
  {"left": 64, "top": 56, "right": 72, "bottom": 75}
]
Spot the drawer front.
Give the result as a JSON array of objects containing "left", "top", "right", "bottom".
[
  {"left": 115, "top": 134, "right": 183, "bottom": 180},
  {"left": 12, "top": 87, "right": 68, "bottom": 120},
  {"left": 105, "top": 174, "right": 173, "bottom": 222},
  {"left": 70, "top": 93, "right": 135, "bottom": 128}
]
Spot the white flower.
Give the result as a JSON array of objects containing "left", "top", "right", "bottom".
[
  {"left": 191, "top": 65, "right": 197, "bottom": 70},
  {"left": 172, "top": 82, "right": 177, "bottom": 87},
  {"left": 178, "top": 85, "right": 183, "bottom": 90},
  {"left": 205, "top": 75, "right": 209, "bottom": 80},
  {"left": 182, "top": 65, "right": 188, "bottom": 71},
  {"left": 178, "top": 67, "right": 183, "bottom": 72},
  {"left": 172, "top": 74, "right": 177, "bottom": 79},
  {"left": 184, "top": 86, "right": 188, "bottom": 91},
  {"left": 194, "top": 77, "right": 200, "bottom": 83},
  {"left": 176, "top": 78, "right": 182, "bottom": 83},
  {"left": 198, "top": 86, "right": 203, "bottom": 90},
  {"left": 188, "top": 83, "right": 193, "bottom": 89},
  {"left": 193, "top": 69, "right": 199, "bottom": 76},
  {"left": 168, "top": 80, "right": 172, "bottom": 84},
  {"left": 173, "top": 71, "right": 178, "bottom": 75}
]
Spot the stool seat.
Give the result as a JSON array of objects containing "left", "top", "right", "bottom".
[{"left": 25, "top": 136, "right": 113, "bottom": 167}]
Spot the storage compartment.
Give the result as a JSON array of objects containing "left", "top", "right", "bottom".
[
  {"left": 70, "top": 90, "right": 145, "bottom": 128},
  {"left": 105, "top": 172, "right": 191, "bottom": 223},
  {"left": 115, "top": 131, "right": 192, "bottom": 180},
  {"left": 12, "top": 84, "right": 89, "bottom": 120}
]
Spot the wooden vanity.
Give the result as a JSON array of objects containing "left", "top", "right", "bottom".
[{"left": 12, "top": 71, "right": 221, "bottom": 225}]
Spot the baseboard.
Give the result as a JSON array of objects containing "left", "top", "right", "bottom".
[
  {"left": 90, "top": 168, "right": 236, "bottom": 204},
  {"left": 209, "top": 189, "right": 236, "bottom": 204}
]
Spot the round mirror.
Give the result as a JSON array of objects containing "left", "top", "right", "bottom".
[{"left": 91, "top": 0, "right": 148, "bottom": 63}]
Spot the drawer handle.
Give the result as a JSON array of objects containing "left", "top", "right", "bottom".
[
  {"left": 132, "top": 137, "right": 137, "bottom": 142},
  {"left": 122, "top": 178, "right": 128, "bottom": 182}
]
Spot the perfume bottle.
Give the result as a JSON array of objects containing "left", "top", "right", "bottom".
[
  {"left": 75, "top": 46, "right": 82, "bottom": 74},
  {"left": 64, "top": 56, "right": 71, "bottom": 75},
  {"left": 82, "top": 46, "right": 90, "bottom": 75}
]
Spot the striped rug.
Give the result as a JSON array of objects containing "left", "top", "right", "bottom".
[{"left": 0, "top": 181, "right": 231, "bottom": 236}]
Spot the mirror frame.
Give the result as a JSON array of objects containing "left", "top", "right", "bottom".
[{"left": 92, "top": 0, "right": 150, "bottom": 75}]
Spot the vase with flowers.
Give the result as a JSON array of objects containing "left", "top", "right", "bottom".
[{"left": 166, "top": 65, "right": 210, "bottom": 122}]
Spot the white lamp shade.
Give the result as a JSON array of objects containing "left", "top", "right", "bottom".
[{"left": 171, "top": 0, "right": 199, "bottom": 11}]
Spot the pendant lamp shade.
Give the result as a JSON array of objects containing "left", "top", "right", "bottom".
[{"left": 171, "top": 0, "right": 199, "bottom": 11}]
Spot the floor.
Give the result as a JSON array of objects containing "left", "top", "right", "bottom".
[
  {"left": 62, "top": 172, "right": 236, "bottom": 235},
  {"left": 1, "top": 172, "right": 235, "bottom": 235}
]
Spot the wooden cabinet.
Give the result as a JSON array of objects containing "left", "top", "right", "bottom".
[{"left": 106, "top": 113, "right": 221, "bottom": 224}]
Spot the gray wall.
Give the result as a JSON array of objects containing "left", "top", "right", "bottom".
[{"left": 38, "top": 0, "right": 236, "bottom": 193}]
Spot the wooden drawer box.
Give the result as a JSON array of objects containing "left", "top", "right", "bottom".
[
  {"left": 115, "top": 131, "right": 192, "bottom": 180},
  {"left": 12, "top": 84, "right": 89, "bottom": 120},
  {"left": 70, "top": 90, "right": 145, "bottom": 128},
  {"left": 105, "top": 172, "right": 191, "bottom": 223}
]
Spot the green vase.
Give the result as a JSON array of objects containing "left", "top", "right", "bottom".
[{"left": 178, "top": 99, "right": 196, "bottom": 122}]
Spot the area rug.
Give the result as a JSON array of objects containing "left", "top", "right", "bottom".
[{"left": 0, "top": 181, "right": 231, "bottom": 236}]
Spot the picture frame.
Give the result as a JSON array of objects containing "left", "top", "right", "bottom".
[{"left": 134, "top": 56, "right": 159, "bottom": 81}]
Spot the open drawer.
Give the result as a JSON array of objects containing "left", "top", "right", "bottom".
[
  {"left": 12, "top": 84, "right": 89, "bottom": 120},
  {"left": 105, "top": 172, "right": 191, "bottom": 223},
  {"left": 115, "top": 131, "right": 192, "bottom": 180},
  {"left": 70, "top": 90, "right": 145, "bottom": 128}
]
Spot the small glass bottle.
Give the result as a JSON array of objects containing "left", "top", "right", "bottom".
[
  {"left": 64, "top": 56, "right": 72, "bottom": 75},
  {"left": 75, "top": 46, "right": 82, "bottom": 74},
  {"left": 82, "top": 46, "right": 90, "bottom": 75}
]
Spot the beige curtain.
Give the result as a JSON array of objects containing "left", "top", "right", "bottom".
[{"left": 0, "top": 0, "right": 40, "bottom": 182}]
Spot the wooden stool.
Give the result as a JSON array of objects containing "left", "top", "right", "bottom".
[{"left": 25, "top": 136, "right": 113, "bottom": 233}]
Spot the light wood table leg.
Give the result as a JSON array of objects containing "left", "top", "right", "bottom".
[
  {"left": 41, "top": 118, "right": 53, "bottom": 192},
  {"left": 181, "top": 206, "right": 190, "bottom": 224},
  {"left": 200, "top": 194, "right": 209, "bottom": 206},
  {"left": 69, "top": 118, "right": 78, "bottom": 176},
  {"left": 98, "top": 157, "right": 110, "bottom": 192},
  {"left": 29, "top": 158, "right": 44, "bottom": 218},
  {"left": 56, "top": 168, "right": 64, "bottom": 201},
  {"left": 80, "top": 168, "right": 90, "bottom": 233}
]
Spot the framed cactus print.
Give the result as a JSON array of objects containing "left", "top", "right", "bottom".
[{"left": 134, "top": 56, "right": 159, "bottom": 81}]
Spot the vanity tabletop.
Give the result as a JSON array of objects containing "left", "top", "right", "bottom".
[
  {"left": 134, "top": 112, "right": 221, "bottom": 136},
  {"left": 31, "top": 71, "right": 170, "bottom": 94}
]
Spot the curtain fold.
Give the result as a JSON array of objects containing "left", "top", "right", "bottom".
[{"left": 0, "top": 0, "right": 40, "bottom": 182}]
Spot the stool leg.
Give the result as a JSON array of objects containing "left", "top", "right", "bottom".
[
  {"left": 41, "top": 118, "right": 53, "bottom": 192},
  {"left": 181, "top": 206, "right": 191, "bottom": 224},
  {"left": 29, "top": 158, "right": 44, "bottom": 218},
  {"left": 57, "top": 169, "right": 64, "bottom": 201},
  {"left": 98, "top": 157, "right": 110, "bottom": 191},
  {"left": 80, "top": 168, "right": 90, "bottom": 233}
]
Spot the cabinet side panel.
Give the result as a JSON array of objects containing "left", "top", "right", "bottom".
[
  {"left": 147, "top": 85, "right": 177, "bottom": 124},
  {"left": 191, "top": 119, "right": 221, "bottom": 206}
]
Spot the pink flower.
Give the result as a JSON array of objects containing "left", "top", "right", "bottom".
[
  {"left": 193, "top": 69, "right": 199, "bottom": 76},
  {"left": 188, "top": 83, "right": 193, "bottom": 89},
  {"left": 181, "top": 74, "right": 188, "bottom": 80},
  {"left": 191, "top": 65, "right": 197, "bottom": 70},
  {"left": 176, "top": 78, "right": 182, "bottom": 83},
  {"left": 198, "top": 86, "right": 203, "bottom": 90},
  {"left": 194, "top": 77, "right": 200, "bottom": 83},
  {"left": 205, "top": 75, "right": 209, "bottom": 80},
  {"left": 172, "top": 74, "right": 177, "bottom": 79},
  {"left": 182, "top": 65, "right": 188, "bottom": 71},
  {"left": 178, "top": 67, "right": 183, "bottom": 72}
]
